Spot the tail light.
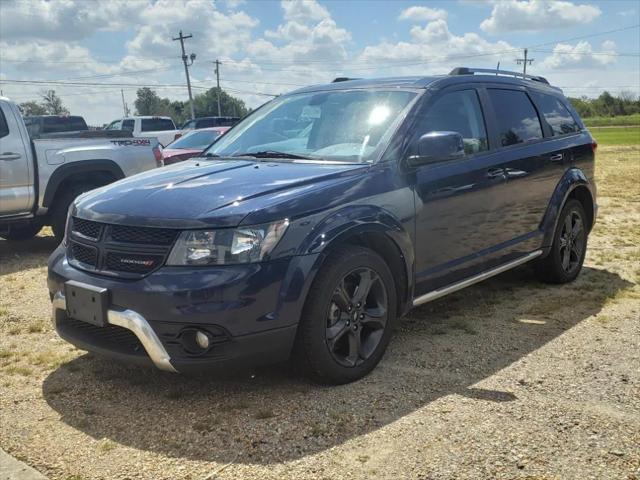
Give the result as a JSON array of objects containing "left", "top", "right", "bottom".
[
  {"left": 153, "top": 146, "right": 164, "bottom": 167},
  {"left": 591, "top": 141, "right": 598, "bottom": 153}
]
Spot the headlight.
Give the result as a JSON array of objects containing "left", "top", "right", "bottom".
[{"left": 166, "top": 220, "right": 289, "bottom": 266}]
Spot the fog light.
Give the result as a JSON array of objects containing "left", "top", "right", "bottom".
[{"left": 195, "top": 330, "right": 210, "bottom": 350}]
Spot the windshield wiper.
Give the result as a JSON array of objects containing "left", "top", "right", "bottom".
[
  {"left": 203, "top": 152, "right": 220, "bottom": 158},
  {"left": 232, "top": 150, "right": 311, "bottom": 160}
]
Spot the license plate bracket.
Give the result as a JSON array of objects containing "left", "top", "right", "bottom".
[{"left": 65, "top": 280, "right": 109, "bottom": 327}]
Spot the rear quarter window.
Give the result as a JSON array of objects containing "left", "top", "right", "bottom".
[
  {"left": 488, "top": 89, "right": 543, "bottom": 147},
  {"left": 530, "top": 92, "right": 580, "bottom": 136},
  {"left": 141, "top": 118, "right": 176, "bottom": 132}
]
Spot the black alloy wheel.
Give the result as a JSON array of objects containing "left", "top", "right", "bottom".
[
  {"left": 293, "top": 245, "right": 397, "bottom": 384},
  {"left": 325, "top": 267, "right": 388, "bottom": 367},
  {"left": 535, "top": 199, "right": 588, "bottom": 283}
]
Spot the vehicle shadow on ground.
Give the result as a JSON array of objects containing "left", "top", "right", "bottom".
[
  {"left": 0, "top": 235, "right": 58, "bottom": 277},
  {"left": 42, "top": 265, "right": 632, "bottom": 465}
]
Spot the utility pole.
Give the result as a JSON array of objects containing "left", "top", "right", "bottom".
[
  {"left": 214, "top": 59, "right": 221, "bottom": 116},
  {"left": 121, "top": 89, "right": 129, "bottom": 117},
  {"left": 173, "top": 30, "right": 196, "bottom": 120},
  {"left": 515, "top": 48, "right": 534, "bottom": 78}
]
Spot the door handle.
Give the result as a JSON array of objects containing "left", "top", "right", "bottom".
[
  {"left": 486, "top": 167, "right": 505, "bottom": 179},
  {"left": 549, "top": 153, "right": 564, "bottom": 162},
  {"left": 0, "top": 152, "right": 21, "bottom": 161}
]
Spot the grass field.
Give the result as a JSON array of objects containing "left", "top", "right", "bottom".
[
  {"left": 583, "top": 113, "right": 640, "bottom": 127},
  {"left": 590, "top": 125, "right": 640, "bottom": 146}
]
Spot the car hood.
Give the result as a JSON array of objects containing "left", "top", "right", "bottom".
[{"left": 74, "top": 158, "right": 368, "bottom": 228}]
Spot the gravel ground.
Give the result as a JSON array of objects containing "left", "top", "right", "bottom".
[{"left": 1, "top": 145, "right": 639, "bottom": 480}]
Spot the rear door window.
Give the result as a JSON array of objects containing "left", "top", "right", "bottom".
[
  {"left": 141, "top": 118, "right": 175, "bottom": 131},
  {"left": 530, "top": 92, "right": 580, "bottom": 136},
  {"left": 415, "top": 89, "right": 489, "bottom": 155},
  {"left": 488, "top": 89, "right": 543, "bottom": 147},
  {"left": 42, "top": 116, "right": 87, "bottom": 133},
  {"left": 0, "top": 109, "right": 9, "bottom": 138},
  {"left": 121, "top": 119, "right": 135, "bottom": 132}
]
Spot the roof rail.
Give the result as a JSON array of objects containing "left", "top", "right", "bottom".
[
  {"left": 449, "top": 67, "right": 549, "bottom": 85},
  {"left": 332, "top": 77, "right": 359, "bottom": 83}
]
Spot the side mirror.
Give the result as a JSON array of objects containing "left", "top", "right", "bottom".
[{"left": 408, "top": 131, "right": 465, "bottom": 167}]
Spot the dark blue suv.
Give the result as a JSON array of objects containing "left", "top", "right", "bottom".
[{"left": 48, "top": 68, "right": 597, "bottom": 384}]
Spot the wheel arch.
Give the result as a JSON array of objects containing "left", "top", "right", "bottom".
[
  {"left": 540, "top": 168, "right": 596, "bottom": 256},
  {"left": 296, "top": 205, "right": 415, "bottom": 316},
  {"left": 43, "top": 160, "right": 125, "bottom": 208}
]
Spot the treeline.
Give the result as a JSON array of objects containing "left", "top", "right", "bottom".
[
  {"left": 568, "top": 91, "right": 640, "bottom": 118},
  {"left": 134, "top": 87, "right": 250, "bottom": 126}
]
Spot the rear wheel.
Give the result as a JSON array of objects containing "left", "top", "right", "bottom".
[
  {"left": 535, "top": 199, "right": 588, "bottom": 283},
  {"left": 293, "top": 245, "right": 397, "bottom": 384},
  {"left": 0, "top": 221, "right": 42, "bottom": 241}
]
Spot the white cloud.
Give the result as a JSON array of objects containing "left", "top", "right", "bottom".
[
  {"left": 0, "top": 0, "right": 146, "bottom": 40},
  {"left": 359, "top": 19, "right": 515, "bottom": 73},
  {"left": 398, "top": 6, "right": 448, "bottom": 22},
  {"left": 480, "top": 0, "right": 601, "bottom": 33},
  {"left": 281, "top": 0, "right": 330, "bottom": 22},
  {"left": 541, "top": 40, "right": 617, "bottom": 70}
]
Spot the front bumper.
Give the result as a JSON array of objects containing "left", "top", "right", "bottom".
[{"left": 48, "top": 246, "right": 318, "bottom": 373}]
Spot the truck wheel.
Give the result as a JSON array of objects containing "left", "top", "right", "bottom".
[
  {"left": 293, "top": 245, "right": 397, "bottom": 384},
  {"left": 50, "top": 185, "right": 93, "bottom": 243},
  {"left": 535, "top": 199, "right": 588, "bottom": 284},
  {"left": 0, "top": 221, "right": 42, "bottom": 241}
]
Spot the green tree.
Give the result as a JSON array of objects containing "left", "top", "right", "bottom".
[
  {"left": 18, "top": 101, "right": 47, "bottom": 116},
  {"left": 193, "top": 87, "right": 249, "bottom": 119},
  {"left": 40, "top": 90, "right": 69, "bottom": 115},
  {"left": 134, "top": 87, "right": 250, "bottom": 127}
]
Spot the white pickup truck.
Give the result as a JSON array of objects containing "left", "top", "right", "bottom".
[
  {"left": 106, "top": 116, "right": 182, "bottom": 147},
  {"left": 0, "top": 97, "right": 163, "bottom": 242}
]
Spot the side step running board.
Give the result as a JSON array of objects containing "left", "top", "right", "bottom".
[{"left": 413, "top": 250, "right": 543, "bottom": 307}]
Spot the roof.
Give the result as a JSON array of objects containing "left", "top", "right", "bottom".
[{"left": 286, "top": 71, "right": 562, "bottom": 96}]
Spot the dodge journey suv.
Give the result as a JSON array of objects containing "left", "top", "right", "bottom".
[{"left": 48, "top": 67, "right": 597, "bottom": 384}]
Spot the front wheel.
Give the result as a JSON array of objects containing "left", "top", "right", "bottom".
[
  {"left": 535, "top": 199, "right": 588, "bottom": 283},
  {"left": 293, "top": 245, "right": 397, "bottom": 384}
]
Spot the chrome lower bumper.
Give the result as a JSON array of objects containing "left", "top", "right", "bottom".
[{"left": 52, "top": 291, "right": 177, "bottom": 373}]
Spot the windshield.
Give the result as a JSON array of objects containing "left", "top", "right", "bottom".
[
  {"left": 204, "top": 89, "right": 417, "bottom": 163},
  {"left": 167, "top": 130, "right": 221, "bottom": 149}
]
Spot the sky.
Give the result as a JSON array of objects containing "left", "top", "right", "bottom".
[{"left": 1, "top": 0, "right": 639, "bottom": 125}]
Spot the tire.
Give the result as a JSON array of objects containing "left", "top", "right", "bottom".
[
  {"left": 0, "top": 221, "right": 42, "bottom": 241},
  {"left": 50, "top": 184, "right": 93, "bottom": 243},
  {"left": 293, "top": 245, "right": 397, "bottom": 384},
  {"left": 535, "top": 199, "right": 588, "bottom": 284}
]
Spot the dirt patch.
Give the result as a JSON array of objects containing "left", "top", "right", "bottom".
[{"left": 1, "top": 146, "right": 639, "bottom": 480}]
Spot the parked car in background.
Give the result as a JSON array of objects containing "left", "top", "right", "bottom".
[
  {"left": 162, "top": 127, "right": 229, "bottom": 164},
  {"left": 181, "top": 116, "right": 239, "bottom": 130},
  {"left": 49, "top": 68, "right": 597, "bottom": 384},
  {"left": 0, "top": 97, "right": 163, "bottom": 243},
  {"left": 24, "top": 115, "right": 88, "bottom": 139},
  {"left": 106, "top": 116, "right": 181, "bottom": 147}
]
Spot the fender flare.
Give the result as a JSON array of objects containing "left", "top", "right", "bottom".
[
  {"left": 540, "top": 167, "right": 595, "bottom": 254},
  {"left": 297, "top": 205, "right": 415, "bottom": 313},
  {"left": 43, "top": 160, "right": 125, "bottom": 208}
]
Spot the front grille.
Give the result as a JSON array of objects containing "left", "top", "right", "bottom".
[
  {"left": 111, "top": 225, "right": 178, "bottom": 245},
  {"left": 58, "top": 316, "right": 145, "bottom": 356},
  {"left": 72, "top": 217, "right": 102, "bottom": 240},
  {"left": 68, "top": 218, "right": 179, "bottom": 278},
  {"left": 105, "top": 252, "right": 164, "bottom": 274},
  {"left": 71, "top": 243, "right": 98, "bottom": 267}
]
